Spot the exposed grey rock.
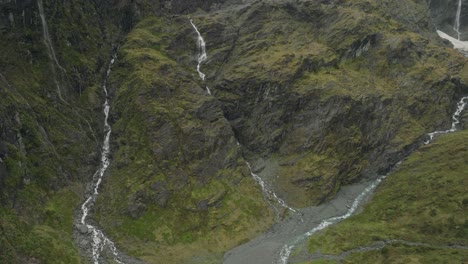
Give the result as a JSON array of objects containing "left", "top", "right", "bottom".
[
  {"left": 428, "top": 0, "right": 468, "bottom": 40},
  {"left": 76, "top": 224, "right": 89, "bottom": 234}
]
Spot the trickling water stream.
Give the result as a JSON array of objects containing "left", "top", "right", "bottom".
[
  {"left": 276, "top": 96, "right": 468, "bottom": 264},
  {"left": 246, "top": 162, "right": 298, "bottom": 217},
  {"left": 189, "top": 19, "right": 296, "bottom": 218},
  {"left": 437, "top": 0, "right": 468, "bottom": 54},
  {"left": 37, "top": 0, "right": 66, "bottom": 103},
  {"left": 37, "top": 0, "right": 100, "bottom": 145},
  {"left": 77, "top": 55, "right": 124, "bottom": 264},
  {"left": 190, "top": 19, "right": 212, "bottom": 95},
  {"left": 426, "top": 96, "right": 468, "bottom": 143},
  {"left": 455, "top": 0, "right": 463, "bottom": 40}
]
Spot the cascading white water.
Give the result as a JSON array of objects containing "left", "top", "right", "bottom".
[
  {"left": 277, "top": 96, "right": 468, "bottom": 263},
  {"left": 189, "top": 19, "right": 212, "bottom": 95},
  {"left": 37, "top": 0, "right": 66, "bottom": 102},
  {"left": 189, "top": 19, "right": 297, "bottom": 217},
  {"left": 455, "top": 0, "right": 463, "bottom": 40},
  {"left": 79, "top": 55, "right": 124, "bottom": 264},
  {"left": 437, "top": 0, "right": 468, "bottom": 54},
  {"left": 246, "top": 162, "right": 298, "bottom": 216},
  {"left": 37, "top": 0, "right": 65, "bottom": 73},
  {"left": 425, "top": 96, "right": 468, "bottom": 143}
]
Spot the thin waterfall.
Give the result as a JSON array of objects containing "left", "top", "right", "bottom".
[
  {"left": 79, "top": 55, "right": 124, "bottom": 264},
  {"left": 190, "top": 19, "right": 298, "bottom": 218},
  {"left": 425, "top": 96, "right": 468, "bottom": 143},
  {"left": 455, "top": 0, "right": 463, "bottom": 40},
  {"left": 246, "top": 162, "right": 298, "bottom": 217},
  {"left": 189, "top": 19, "right": 212, "bottom": 95},
  {"left": 437, "top": 0, "right": 468, "bottom": 54},
  {"left": 37, "top": 0, "right": 66, "bottom": 102},
  {"left": 277, "top": 96, "right": 468, "bottom": 264}
]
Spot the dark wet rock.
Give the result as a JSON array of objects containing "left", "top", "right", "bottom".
[{"left": 76, "top": 224, "right": 89, "bottom": 234}]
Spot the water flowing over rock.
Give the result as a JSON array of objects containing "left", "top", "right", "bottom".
[
  {"left": 190, "top": 19, "right": 212, "bottom": 95},
  {"left": 77, "top": 55, "right": 125, "bottom": 264},
  {"left": 434, "top": 0, "right": 468, "bottom": 54},
  {"left": 277, "top": 92, "right": 467, "bottom": 263},
  {"left": 190, "top": 17, "right": 297, "bottom": 219},
  {"left": 37, "top": 0, "right": 66, "bottom": 102},
  {"left": 2, "top": 0, "right": 468, "bottom": 263},
  {"left": 429, "top": 0, "right": 468, "bottom": 40},
  {"left": 246, "top": 161, "right": 298, "bottom": 219}
]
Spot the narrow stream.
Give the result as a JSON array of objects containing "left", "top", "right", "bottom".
[
  {"left": 277, "top": 96, "right": 468, "bottom": 263},
  {"left": 76, "top": 55, "right": 124, "bottom": 264},
  {"left": 454, "top": 0, "right": 463, "bottom": 40},
  {"left": 190, "top": 19, "right": 212, "bottom": 95},
  {"left": 189, "top": 19, "right": 297, "bottom": 219},
  {"left": 437, "top": 0, "right": 468, "bottom": 54},
  {"left": 246, "top": 161, "right": 298, "bottom": 217},
  {"left": 37, "top": 0, "right": 66, "bottom": 103},
  {"left": 224, "top": 5, "right": 468, "bottom": 263}
]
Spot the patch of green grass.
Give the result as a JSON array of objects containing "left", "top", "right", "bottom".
[
  {"left": 91, "top": 16, "right": 274, "bottom": 263},
  {"left": 0, "top": 186, "right": 83, "bottom": 264},
  {"left": 307, "top": 130, "right": 468, "bottom": 261}
]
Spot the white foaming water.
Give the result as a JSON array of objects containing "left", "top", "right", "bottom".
[
  {"left": 190, "top": 19, "right": 207, "bottom": 80},
  {"left": 190, "top": 19, "right": 212, "bottom": 96},
  {"left": 246, "top": 162, "right": 298, "bottom": 216},
  {"left": 438, "top": 0, "right": 468, "bottom": 55},
  {"left": 278, "top": 96, "right": 468, "bottom": 263},
  {"left": 437, "top": 30, "right": 468, "bottom": 53},
  {"left": 37, "top": 0, "right": 67, "bottom": 102},
  {"left": 425, "top": 96, "right": 468, "bottom": 144},
  {"left": 455, "top": 0, "right": 463, "bottom": 40},
  {"left": 189, "top": 19, "right": 297, "bottom": 218},
  {"left": 37, "top": 0, "right": 66, "bottom": 73},
  {"left": 79, "top": 55, "right": 124, "bottom": 264}
]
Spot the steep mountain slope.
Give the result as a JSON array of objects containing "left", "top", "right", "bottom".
[
  {"left": 0, "top": 0, "right": 124, "bottom": 262},
  {"left": 93, "top": 16, "right": 273, "bottom": 264},
  {"left": 0, "top": 0, "right": 467, "bottom": 263},
  {"left": 93, "top": 0, "right": 468, "bottom": 263},
  {"left": 302, "top": 129, "right": 468, "bottom": 263},
  {"left": 194, "top": 0, "right": 468, "bottom": 206}
]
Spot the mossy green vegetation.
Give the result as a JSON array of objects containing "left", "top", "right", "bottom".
[
  {"left": 306, "top": 130, "right": 468, "bottom": 263},
  {"left": 94, "top": 16, "right": 273, "bottom": 263},
  {"left": 195, "top": 0, "right": 468, "bottom": 207},
  {"left": 0, "top": 186, "right": 83, "bottom": 264},
  {"left": 0, "top": 0, "right": 124, "bottom": 262}
]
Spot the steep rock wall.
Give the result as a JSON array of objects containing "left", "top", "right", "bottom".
[{"left": 428, "top": 0, "right": 468, "bottom": 40}]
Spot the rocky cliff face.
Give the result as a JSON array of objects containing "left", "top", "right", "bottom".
[
  {"left": 0, "top": 0, "right": 125, "bottom": 262},
  {"left": 195, "top": 0, "right": 468, "bottom": 206},
  {"left": 1, "top": 0, "right": 467, "bottom": 263}
]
